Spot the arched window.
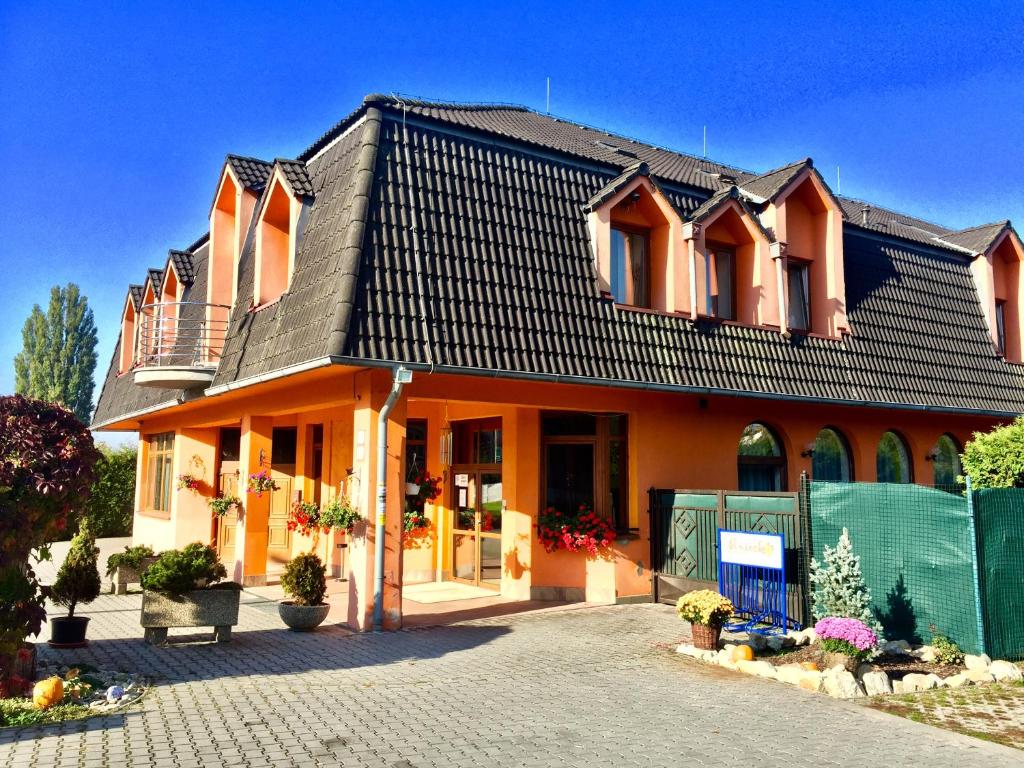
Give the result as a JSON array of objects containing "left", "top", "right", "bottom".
[
  {"left": 812, "top": 427, "right": 853, "bottom": 482},
  {"left": 738, "top": 423, "right": 786, "bottom": 491},
  {"left": 932, "top": 434, "right": 962, "bottom": 487},
  {"left": 877, "top": 431, "right": 912, "bottom": 483}
]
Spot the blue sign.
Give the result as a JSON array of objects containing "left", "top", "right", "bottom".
[{"left": 717, "top": 528, "right": 797, "bottom": 636}]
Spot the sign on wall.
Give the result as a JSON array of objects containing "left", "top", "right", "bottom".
[{"left": 719, "top": 530, "right": 784, "bottom": 570}]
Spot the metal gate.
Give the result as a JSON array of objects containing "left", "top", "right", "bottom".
[{"left": 649, "top": 483, "right": 812, "bottom": 626}]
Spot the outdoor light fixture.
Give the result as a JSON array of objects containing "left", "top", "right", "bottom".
[
  {"left": 440, "top": 426, "right": 453, "bottom": 468},
  {"left": 924, "top": 445, "right": 940, "bottom": 462},
  {"left": 800, "top": 441, "right": 816, "bottom": 458}
]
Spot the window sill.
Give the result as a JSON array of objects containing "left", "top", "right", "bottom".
[
  {"left": 137, "top": 508, "right": 171, "bottom": 521},
  {"left": 250, "top": 296, "right": 284, "bottom": 314}
]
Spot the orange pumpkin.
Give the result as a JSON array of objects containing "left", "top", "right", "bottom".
[
  {"left": 731, "top": 644, "right": 755, "bottom": 662},
  {"left": 800, "top": 661, "right": 820, "bottom": 671},
  {"left": 33, "top": 676, "right": 64, "bottom": 709}
]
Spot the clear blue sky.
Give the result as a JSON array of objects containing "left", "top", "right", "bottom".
[{"left": 2, "top": 1, "right": 1023, "bottom": 441}]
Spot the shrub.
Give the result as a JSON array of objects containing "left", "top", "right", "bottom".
[
  {"left": 810, "top": 528, "right": 883, "bottom": 635},
  {"left": 961, "top": 417, "right": 1024, "bottom": 488},
  {"left": 141, "top": 543, "right": 227, "bottom": 596},
  {"left": 676, "top": 589, "right": 734, "bottom": 626},
  {"left": 815, "top": 617, "right": 878, "bottom": 661},
  {"left": 931, "top": 633, "right": 965, "bottom": 665},
  {"left": 51, "top": 519, "right": 101, "bottom": 618},
  {"left": 82, "top": 445, "right": 137, "bottom": 538},
  {"left": 105, "top": 545, "right": 156, "bottom": 577},
  {"left": 280, "top": 553, "right": 327, "bottom": 606}
]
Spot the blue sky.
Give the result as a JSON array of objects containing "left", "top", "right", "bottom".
[{"left": 2, "top": 0, "right": 1023, "bottom": 444}]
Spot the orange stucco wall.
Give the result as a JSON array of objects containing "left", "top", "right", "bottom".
[{"left": 118, "top": 366, "right": 1003, "bottom": 623}]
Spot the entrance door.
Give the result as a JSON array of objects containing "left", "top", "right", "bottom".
[
  {"left": 216, "top": 427, "right": 241, "bottom": 567},
  {"left": 268, "top": 427, "right": 297, "bottom": 572},
  {"left": 451, "top": 469, "right": 503, "bottom": 588}
]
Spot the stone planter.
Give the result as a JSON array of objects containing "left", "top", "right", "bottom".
[
  {"left": 691, "top": 622, "right": 722, "bottom": 651},
  {"left": 109, "top": 557, "right": 159, "bottom": 595},
  {"left": 278, "top": 601, "right": 331, "bottom": 631},
  {"left": 141, "top": 585, "right": 241, "bottom": 644}
]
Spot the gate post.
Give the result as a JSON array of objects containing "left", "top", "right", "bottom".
[
  {"left": 798, "top": 472, "right": 813, "bottom": 628},
  {"left": 648, "top": 487, "right": 660, "bottom": 603},
  {"left": 965, "top": 475, "right": 987, "bottom": 655}
]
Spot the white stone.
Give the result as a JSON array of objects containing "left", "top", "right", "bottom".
[
  {"left": 901, "top": 673, "right": 940, "bottom": 692},
  {"left": 855, "top": 662, "right": 877, "bottom": 680},
  {"left": 892, "top": 679, "right": 904, "bottom": 694},
  {"left": 822, "top": 668, "right": 865, "bottom": 698},
  {"left": 881, "top": 640, "right": 911, "bottom": 655},
  {"left": 676, "top": 643, "right": 702, "bottom": 658},
  {"left": 912, "top": 646, "right": 937, "bottom": 663},
  {"left": 774, "top": 664, "right": 805, "bottom": 686},
  {"left": 965, "top": 669, "right": 995, "bottom": 684},
  {"left": 942, "top": 673, "right": 971, "bottom": 689},
  {"left": 797, "top": 670, "right": 824, "bottom": 692},
  {"left": 861, "top": 670, "right": 892, "bottom": 696},
  {"left": 737, "top": 659, "right": 777, "bottom": 679},
  {"left": 964, "top": 653, "right": 992, "bottom": 671},
  {"left": 699, "top": 650, "right": 719, "bottom": 663},
  {"left": 990, "top": 660, "right": 1024, "bottom": 682}
]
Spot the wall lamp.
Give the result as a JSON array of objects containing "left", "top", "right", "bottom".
[{"left": 800, "top": 441, "right": 816, "bottom": 459}]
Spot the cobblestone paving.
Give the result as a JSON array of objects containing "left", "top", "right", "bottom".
[{"left": 2, "top": 594, "right": 1019, "bottom": 767}]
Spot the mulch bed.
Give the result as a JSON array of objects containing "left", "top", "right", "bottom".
[{"left": 765, "top": 645, "right": 966, "bottom": 680}]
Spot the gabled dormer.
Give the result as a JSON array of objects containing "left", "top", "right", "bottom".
[
  {"left": 209, "top": 155, "right": 272, "bottom": 315},
  {"left": 118, "top": 285, "right": 144, "bottom": 374},
  {"left": 741, "top": 159, "right": 848, "bottom": 338},
  {"left": 584, "top": 162, "right": 689, "bottom": 314},
  {"left": 253, "top": 159, "right": 314, "bottom": 308},
  {"left": 683, "top": 186, "right": 777, "bottom": 326},
  {"left": 940, "top": 221, "right": 1024, "bottom": 362}
]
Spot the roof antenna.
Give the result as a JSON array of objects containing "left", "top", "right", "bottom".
[
  {"left": 836, "top": 165, "right": 841, "bottom": 194},
  {"left": 702, "top": 125, "right": 707, "bottom": 158},
  {"left": 545, "top": 77, "right": 551, "bottom": 114}
]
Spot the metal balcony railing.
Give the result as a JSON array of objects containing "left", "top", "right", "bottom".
[{"left": 133, "top": 302, "right": 230, "bottom": 387}]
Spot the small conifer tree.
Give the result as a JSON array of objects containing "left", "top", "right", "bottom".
[
  {"left": 51, "top": 519, "right": 102, "bottom": 618},
  {"left": 810, "top": 528, "right": 883, "bottom": 635}
]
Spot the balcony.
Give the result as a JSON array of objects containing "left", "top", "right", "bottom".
[{"left": 133, "top": 302, "right": 230, "bottom": 389}]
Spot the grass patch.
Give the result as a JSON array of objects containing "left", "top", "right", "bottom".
[{"left": 0, "top": 698, "right": 92, "bottom": 729}]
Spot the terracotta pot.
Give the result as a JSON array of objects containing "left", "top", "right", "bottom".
[
  {"left": 691, "top": 622, "right": 722, "bottom": 651},
  {"left": 823, "top": 651, "right": 858, "bottom": 672}
]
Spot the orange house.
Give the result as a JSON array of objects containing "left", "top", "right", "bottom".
[{"left": 93, "top": 94, "right": 1024, "bottom": 631}]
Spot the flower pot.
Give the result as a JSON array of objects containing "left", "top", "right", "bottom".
[
  {"left": 141, "top": 585, "right": 241, "bottom": 644},
  {"left": 406, "top": 483, "right": 421, "bottom": 495},
  {"left": 823, "top": 651, "right": 858, "bottom": 672},
  {"left": 49, "top": 616, "right": 90, "bottom": 647},
  {"left": 691, "top": 621, "right": 722, "bottom": 651},
  {"left": 278, "top": 601, "right": 331, "bottom": 631}
]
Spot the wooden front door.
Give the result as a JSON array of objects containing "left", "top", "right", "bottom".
[
  {"left": 216, "top": 463, "right": 240, "bottom": 567},
  {"left": 267, "top": 427, "right": 298, "bottom": 572}
]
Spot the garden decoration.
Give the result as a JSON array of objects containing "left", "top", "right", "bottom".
[
  {"left": 1, "top": 663, "right": 146, "bottom": 727},
  {"left": 676, "top": 589, "right": 735, "bottom": 650},
  {"left": 208, "top": 495, "right": 241, "bottom": 517},
  {"left": 404, "top": 470, "right": 442, "bottom": 533},
  {"left": 139, "top": 543, "right": 240, "bottom": 644},
  {"left": 278, "top": 553, "right": 330, "bottom": 631},
  {"left": 32, "top": 676, "right": 63, "bottom": 710},
  {"left": 717, "top": 528, "right": 797, "bottom": 636},
  {"left": 536, "top": 504, "right": 615, "bottom": 556},
  {"left": 105, "top": 544, "right": 157, "bottom": 595},
  {"left": 176, "top": 474, "right": 200, "bottom": 492},
  {"left": 247, "top": 468, "right": 278, "bottom": 497},
  {"left": 49, "top": 519, "right": 102, "bottom": 647},
  {"left": 319, "top": 494, "right": 361, "bottom": 534},
  {"left": 814, "top": 617, "right": 878, "bottom": 672}
]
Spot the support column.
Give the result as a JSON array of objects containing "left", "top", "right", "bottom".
[
  {"left": 173, "top": 427, "right": 219, "bottom": 549},
  {"left": 347, "top": 369, "right": 407, "bottom": 631},
  {"left": 234, "top": 415, "right": 273, "bottom": 586}
]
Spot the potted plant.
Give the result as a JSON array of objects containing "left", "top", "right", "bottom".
[
  {"left": 319, "top": 495, "right": 361, "bottom": 534},
  {"left": 49, "top": 520, "right": 102, "bottom": 647},
  {"left": 537, "top": 504, "right": 615, "bottom": 556},
  {"left": 208, "top": 495, "right": 241, "bottom": 517},
  {"left": 176, "top": 473, "right": 200, "bottom": 492},
  {"left": 815, "top": 617, "right": 878, "bottom": 671},
  {"left": 404, "top": 471, "right": 442, "bottom": 534},
  {"left": 105, "top": 544, "right": 158, "bottom": 595},
  {"left": 247, "top": 469, "right": 278, "bottom": 497},
  {"left": 676, "top": 589, "right": 735, "bottom": 651},
  {"left": 139, "top": 542, "right": 241, "bottom": 644},
  {"left": 278, "top": 553, "right": 330, "bottom": 631}
]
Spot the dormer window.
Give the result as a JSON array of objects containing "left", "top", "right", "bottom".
[
  {"left": 996, "top": 299, "right": 1008, "bottom": 355},
  {"left": 254, "top": 161, "right": 312, "bottom": 309},
  {"left": 786, "top": 260, "right": 811, "bottom": 331},
  {"left": 956, "top": 222, "right": 1024, "bottom": 361},
  {"left": 705, "top": 245, "right": 735, "bottom": 319},
  {"left": 119, "top": 294, "right": 138, "bottom": 373},
  {"left": 610, "top": 226, "right": 650, "bottom": 307}
]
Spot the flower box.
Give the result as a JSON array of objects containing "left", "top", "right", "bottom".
[
  {"left": 109, "top": 557, "right": 159, "bottom": 596},
  {"left": 140, "top": 585, "right": 241, "bottom": 644}
]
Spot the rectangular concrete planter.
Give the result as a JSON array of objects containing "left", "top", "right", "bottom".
[
  {"left": 140, "top": 586, "right": 241, "bottom": 644},
  {"left": 109, "top": 557, "right": 159, "bottom": 595}
]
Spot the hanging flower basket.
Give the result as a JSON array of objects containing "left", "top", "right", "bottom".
[
  {"left": 176, "top": 474, "right": 200, "bottom": 492},
  {"left": 404, "top": 471, "right": 442, "bottom": 533},
  {"left": 208, "top": 495, "right": 241, "bottom": 517},
  {"left": 319, "top": 495, "right": 361, "bottom": 533},
  {"left": 246, "top": 469, "right": 279, "bottom": 497},
  {"left": 537, "top": 504, "right": 615, "bottom": 556}
]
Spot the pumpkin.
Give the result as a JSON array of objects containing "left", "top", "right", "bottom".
[
  {"left": 33, "top": 676, "right": 64, "bottom": 709},
  {"left": 731, "top": 644, "right": 755, "bottom": 662},
  {"left": 800, "top": 661, "right": 819, "bottom": 671}
]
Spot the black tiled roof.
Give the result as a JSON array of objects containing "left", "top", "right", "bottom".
[
  {"left": 226, "top": 155, "right": 273, "bottom": 191},
  {"left": 740, "top": 159, "right": 811, "bottom": 202},
  {"left": 146, "top": 268, "right": 163, "bottom": 298},
  {"left": 94, "top": 96, "right": 1024, "bottom": 427},
  {"left": 275, "top": 159, "right": 315, "bottom": 199},
  {"left": 168, "top": 250, "right": 195, "bottom": 285},
  {"left": 128, "top": 284, "right": 144, "bottom": 310},
  {"left": 935, "top": 221, "right": 1011, "bottom": 255}
]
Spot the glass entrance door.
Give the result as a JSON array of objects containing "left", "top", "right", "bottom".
[{"left": 451, "top": 468, "right": 503, "bottom": 589}]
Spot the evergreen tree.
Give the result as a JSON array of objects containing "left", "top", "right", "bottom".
[
  {"left": 51, "top": 518, "right": 101, "bottom": 618},
  {"left": 810, "top": 528, "right": 883, "bottom": 635},
  {"left": 13, "top": 283, "right": 98, "bottom": 423}
]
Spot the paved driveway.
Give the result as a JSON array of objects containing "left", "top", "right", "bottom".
[{"left": 2, "top": 595, "right": 1018, "bottom": 767}]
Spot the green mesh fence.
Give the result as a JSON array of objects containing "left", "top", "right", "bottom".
[
  {"left": 809, "top": 481, "right": 983, "bottom": 654},
  {"left": 974, "top": 489, "right": 1024, "bottom": 660}
]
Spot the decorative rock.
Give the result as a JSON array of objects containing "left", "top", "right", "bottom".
[
  {"left": 766, "top": 636, "right": 786, "bottom": 652},
  {"left": 798, "top": 671, "right": 823, "bottom": 692},
  {"left": 892, "top": 679, "right": 904, "bottom": 694},
  {"left": 774, "top": 664, "right": 805, "bottom": 686},
  {"left": 911, "top": 646, "right": 937, "bottom": 663},
  {"left": 737, "top": 659, "right": 777, "bottom": 679},
  {"left": 965, "top": 669, "right": 995, "bottom": 684},
  {"left": 990, "top": 660, "right": 1024, "bottom": 682},
  {"left": 901, "top": 673, "right": 940, "bottom": 692},
  {"left": 964, "top": 653, "right": 992, "bottom": 671},
  {"left": 861, "top": 670, "right": 892, "bottom": 696},
  {"left": 745, "top": 634, "right": 768, "bottom": 652},
  {"left": 822, "top": 668, "right": 865, "bottom": 698},
  {"left": 855, "top": 662, "right": 878, "bottom": 680},
  {"left": 942, "top": 672, "right": 971, "bottom": 689},
  {"left": 881, "top": 640, "right": 911, "bottom": 655},
  {"left": 105, "top": 685, "right": 125, "bottom": 703},
  {"left": 675, "top": 644, "right": 702, "bottom": 658}
]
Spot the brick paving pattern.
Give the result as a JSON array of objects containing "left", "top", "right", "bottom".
[{"left": 2, "top": 595, "right": 1019, "bottom": 767}]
